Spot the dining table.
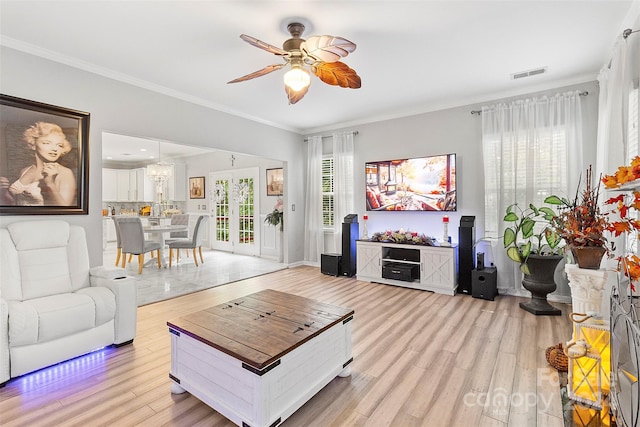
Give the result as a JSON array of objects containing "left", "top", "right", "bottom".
[{"left": 143, "top": 224, "right": 189, "bottom": 267}]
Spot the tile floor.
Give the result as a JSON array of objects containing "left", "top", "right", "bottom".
[{"left": 102, "top": 242, "right": 287, "bottom": 306}]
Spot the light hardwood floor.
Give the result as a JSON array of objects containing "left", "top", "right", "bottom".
[{"left": 0, "top": 266, "right": 572, "bottom": 426}]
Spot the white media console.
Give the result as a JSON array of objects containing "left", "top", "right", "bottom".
[{"left": 356, "top": 240, "right": 458, "bottom": 295}]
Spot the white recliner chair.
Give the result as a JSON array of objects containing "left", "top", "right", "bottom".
[{"left": 0, "top": 220, "right": 137, "bottom": 386}]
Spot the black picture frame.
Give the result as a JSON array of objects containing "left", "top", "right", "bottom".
[
  {"left": 0, "top": 94, "right": 90, "bottom": 215},
  {"left": 189, "top": 176, "right": 205, "bottom": 199},
  {"left": 266, "top": 168, "right": 283, "bottom": 196}
]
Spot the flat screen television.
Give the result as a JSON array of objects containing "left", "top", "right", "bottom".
[{"left": 365, "top": 153, "right": 456, "bottom": 211}]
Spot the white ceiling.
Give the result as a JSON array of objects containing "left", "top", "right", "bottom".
[
  {"left": 1, "top": 1, "right": 637, "bottom": 163},
  {"left": 101, "top": 132, "right": 215, "bottom": 165}
]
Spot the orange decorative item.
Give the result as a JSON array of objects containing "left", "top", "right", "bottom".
[
  {"left": 545, "top": 342, "right": 569, "bottom": 372},
  {"left": 602, "top": 156, "right": 640, "bottom": 291},
  {"left": 546, "top": 165, "right": 611, "bottom": 270}
]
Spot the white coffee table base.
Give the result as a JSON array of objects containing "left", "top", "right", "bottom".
[{"left": 169, "top": 318, "right": 353, "bottom": 427}]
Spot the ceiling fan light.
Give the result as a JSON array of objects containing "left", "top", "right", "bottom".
[{"left": 283, "top": 66, "right": 310, "bottom": 92}]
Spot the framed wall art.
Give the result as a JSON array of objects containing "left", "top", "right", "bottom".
[
  {"left": 189, "top": 176, "right": 205, "bottom": 199},
  {"left": 0, "top": 94, "right": 90, "bottom": 215},
  {"left": 266, "top": 168, "right": 283, "bottom": 196}
]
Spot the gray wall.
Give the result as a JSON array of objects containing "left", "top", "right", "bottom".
[
  {"left": 0, "top": 47, "right": 305, "bottom": 266},
  {"left": 311, "top": 80, "right": 599, "bottom": 298},
  {"left": 1, "top": 46, "right": 600, "bottom": 299}
]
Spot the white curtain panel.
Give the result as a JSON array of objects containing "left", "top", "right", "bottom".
[
  {"left": 303, "top": 136, "right": 324, "bottom": 263},
  {"left": 481, "top": 91, "right": 584, "bottom": 294},
  {"left": 332, "top": 132, "right": 355, "bottom": 251},
  {"left": 596, "top": 25, "right": 640, "bottom": 265},
  {"left": 596, "top": 36, "right": 631, "bottom": 180}
]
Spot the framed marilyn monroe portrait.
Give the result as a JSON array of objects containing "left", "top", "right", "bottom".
[{"left": 0, "top": 94, "right": 90, "bottom": 215}]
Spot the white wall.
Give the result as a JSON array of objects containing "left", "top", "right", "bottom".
[
  {"left": 179, "top": 150, "right": 284, "bottom": 216},
  {"left": 0, "top": 47, "right": 305, "bottom": 266}
]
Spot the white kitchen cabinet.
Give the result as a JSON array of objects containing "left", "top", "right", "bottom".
[
  {"left": 133, "top": 168, "right": 154, "bottom": 201},
  {"left": 105, "top": 168, "right": 135, "bottom": 202},
  {"left": 103, "top": 166, "right": 182, "bottom": 202},
  {"left": 167, "top": 163, "right": 187, "bottom": 201},
  {"left": 102, "top": 169, "right": 118, "bottom": 201},
  {"left": 115, "top": 169, "right": 133, "bottom": 201},
  {"left": 103, "top": 168, "right": 154, "bottom": 201}
]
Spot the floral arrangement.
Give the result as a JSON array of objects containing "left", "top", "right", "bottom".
[
  {"left": 546, "top": 165, "right": 610, "bottom": 249},
  {"left": 369, "top": 228, "right": 438, "bottom": 246},
  {"left": 602, "top": 156, "right": 640, "bottom": 290},
  {"left": 265, "top": 198, "right": 284, "bottom": 231}
]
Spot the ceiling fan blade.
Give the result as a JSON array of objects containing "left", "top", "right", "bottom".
[
  {"left": 227, "top": 64, "right": 286, "bottom": 84},
  {"left": 240, "top": 34, "right": 290, "bottom": 57},
  {"left": 286, "top": 84, "right": 309, "bottom": 105},
  {"left": 301, "top": 36, "right": 356, "bottom": 63},
  {"left": 312, "top": 62, "right": 361, "bottom": 89}
]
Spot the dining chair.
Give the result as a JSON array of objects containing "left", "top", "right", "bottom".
[
  {"left": 167, "top": 214, "right": 190, "bottom": 239},
  {"left": 112, "top": 216, "right": 133, "bottom": 267},
  {"left": 165, "top": 213, "right": 190, "bottom": 257},
  {"left": 117, "top": 217, "right": 162, "bottom": 274},
  {"left": 168, "top": 215, "right": 208, "bottom": 267}
]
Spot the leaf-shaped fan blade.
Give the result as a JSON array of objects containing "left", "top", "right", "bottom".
[
  {"left": 227, "top": 64, "right": 286, "bottom": 84},
  {"left": 312, "top": 62, "right": 361, "bottom": 88},
  {"left": 240, "top": 34, "right": 290, "bottom": 57},
  {"left": 301, "top": 36, "right": 356, "bottom": 63},
  {"left": 285, "top": 84, "right": 309, "bottom": 105}
]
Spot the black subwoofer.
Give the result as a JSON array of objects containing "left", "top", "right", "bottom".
[
  {"left": 472, "top": 267, "right": 498, "bottom": 301},
  {"left": 321, "top": 253, "right": 342, "bottom": 276}
]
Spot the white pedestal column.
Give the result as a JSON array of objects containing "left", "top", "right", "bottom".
[{"left": 565, "top": 263, "right": 608, "bottom": 320}]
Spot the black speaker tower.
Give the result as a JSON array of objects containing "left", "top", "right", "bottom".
[
  {"left": 341, "top": 214, "right": 359, "bottom": 277},
  {"left": 458, "top": 216, "right": 475, "bottom": 294}
]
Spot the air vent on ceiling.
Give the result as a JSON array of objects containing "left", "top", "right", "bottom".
[{"left": 511, "top": 67, "right": 547, "bottom": 80}]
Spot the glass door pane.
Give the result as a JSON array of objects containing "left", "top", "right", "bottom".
[
  {"left": 234, "top": 171, "right": 258, "bottom": 256},
  {"left": 210, "top": 169, "right": 259, "bottom": 256},
  {"left": 210, "top": 173, "right": 233, "bottom": 252}
]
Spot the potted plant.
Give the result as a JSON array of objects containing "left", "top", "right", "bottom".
[
  {"left": 503, "top": 200, "right": 563, "bottom": 315},
  {"left": 265, "top": 198, "right": 284, "bottom": 231},
  {"left": 503, "top": 202, "right": 562, "bottom": 272},
  {"left": 545, "top": 166, "right": 611, "bottom": 269}
]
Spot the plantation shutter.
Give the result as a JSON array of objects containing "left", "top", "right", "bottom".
[{"left": 322, "top": 157, "right": 334, "bottom": 227}]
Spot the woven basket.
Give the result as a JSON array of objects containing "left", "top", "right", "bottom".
[{"left": 545, "top": 343, "right": 568, "bottom": 372}]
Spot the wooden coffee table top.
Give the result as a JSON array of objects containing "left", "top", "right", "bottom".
[{"left": 167, "top": 289, "right": 354, "bottom": 370}]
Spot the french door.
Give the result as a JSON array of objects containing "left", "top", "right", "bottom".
[{"left": 210, "top": 168, "right": 259, "bottom": 256}]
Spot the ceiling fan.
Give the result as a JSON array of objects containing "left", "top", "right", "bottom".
[{"left": 227, "top": 21, "right": 361, "bottom": 104}]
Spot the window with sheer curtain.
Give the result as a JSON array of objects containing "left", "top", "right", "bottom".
[
  {"left": 322, "top": 157, "right": 334, "bottom": 227},
  {"left": 483, "top": 128, "right": 569, "bottom": 237},
  {"left": 482, "top": 92, "right": 584, "bottom": 237},
  {"left": 304, "top": 133, "right": 355, "bottom": 263},
  {"left": 481, "top": 91, "right": 584, "bottom": 293}
]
